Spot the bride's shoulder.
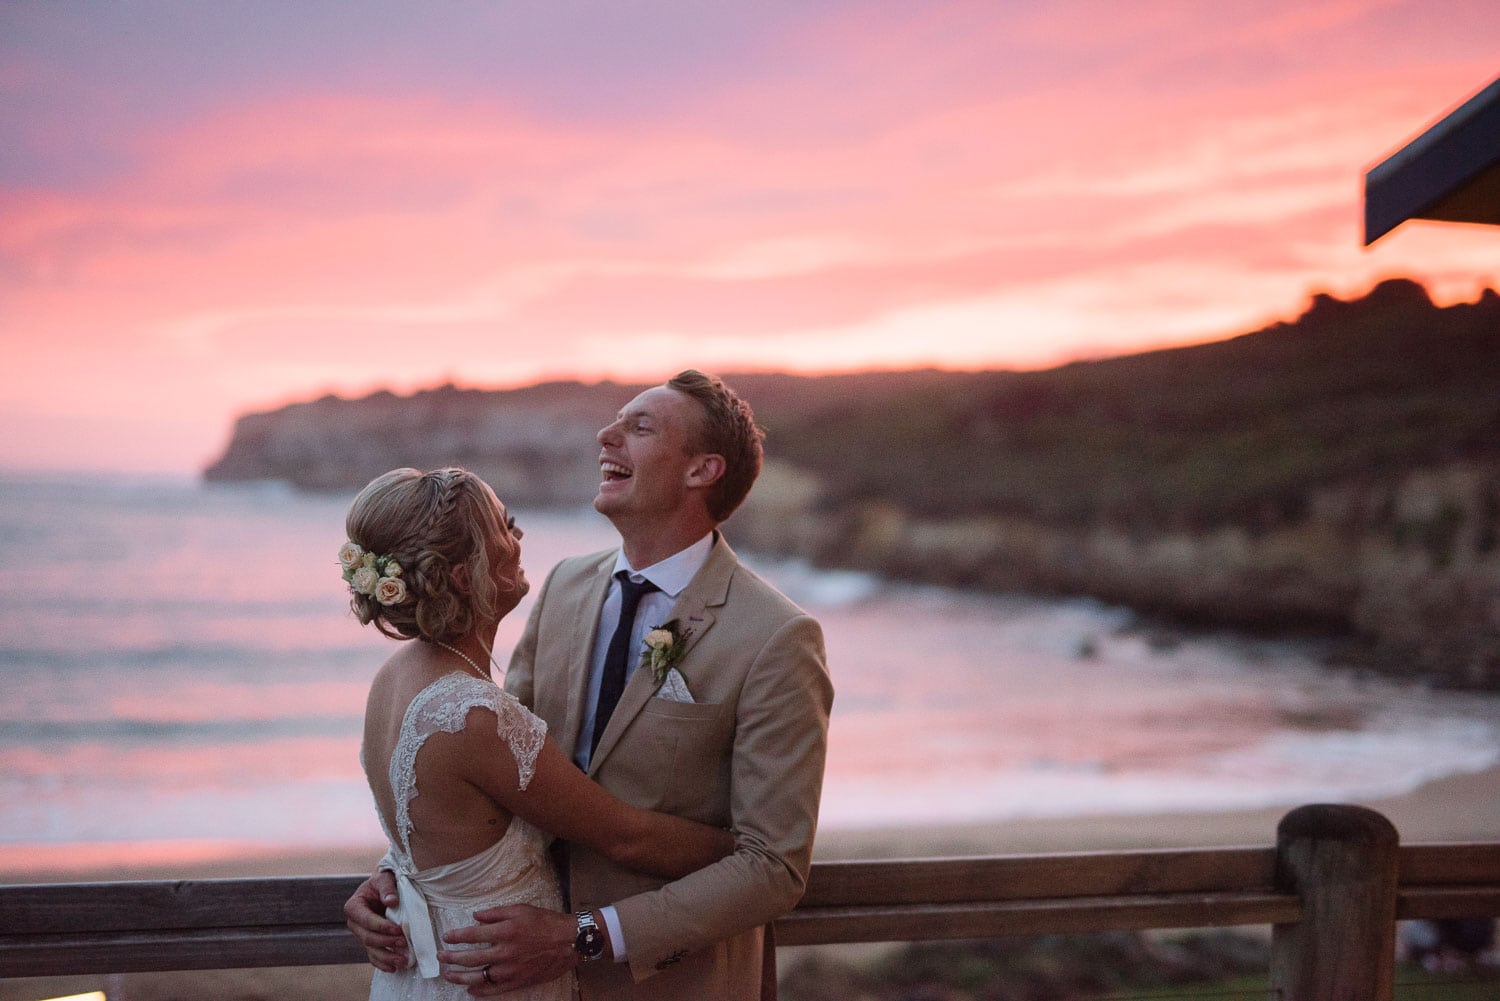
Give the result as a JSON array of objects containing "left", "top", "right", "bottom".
[
  {"left": 403, "top": 674, "right": 497, "bottom": 728},
  {"left": 414, "top": 672, "right": 500, "bottom": 707},
  {"left": 418, "top": 675, "right": 541, "bottom": 727}
]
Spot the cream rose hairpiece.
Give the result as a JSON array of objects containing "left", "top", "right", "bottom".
[{"left": 338, "top": 541, "right": 407, "bottom": 606}]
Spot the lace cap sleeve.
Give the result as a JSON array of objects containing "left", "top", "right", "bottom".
[
  {"left": 405, "top": 675, "right": 550, "bottom": 790},
  {"left": 387, "top": 675, "right": 550, "bottom": 863},
  {"left": 484, "top": 683, "right": 549, "bottom": 790}
]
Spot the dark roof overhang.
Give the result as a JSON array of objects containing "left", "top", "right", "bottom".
[{"left": 1364, "top": 74, "right": 1500, "bottom": 245}]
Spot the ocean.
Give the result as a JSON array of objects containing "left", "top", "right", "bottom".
[{"left": 2, "top": 471, "right": 1498, "bottom": 873}]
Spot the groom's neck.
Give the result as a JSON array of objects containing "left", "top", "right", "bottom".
[{"left": 614, "top": 517, "right": 716, "bottom": 570}]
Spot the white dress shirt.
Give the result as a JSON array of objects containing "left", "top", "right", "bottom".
[{"left": 575, "top": 532, "right": 714, "bottom": 960}]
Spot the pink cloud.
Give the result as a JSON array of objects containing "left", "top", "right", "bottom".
[{"left": 3, "top": 1, "right": 1499, "bottom": 472}]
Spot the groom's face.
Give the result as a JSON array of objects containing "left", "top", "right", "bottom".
[{"left": 594, "top": 385, "right": 704, "bottom": 526}]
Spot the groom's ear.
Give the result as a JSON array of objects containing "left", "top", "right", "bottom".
[{"left": 684, "top": 453, "right": 726, "bottom": 489}]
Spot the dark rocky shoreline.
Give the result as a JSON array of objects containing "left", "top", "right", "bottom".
[
  {"left": 204, "top": 279, "right": 1500, "bottom": 690},
  {"left": 724, "top": 457, "right": 1500, "bottom": 691}
]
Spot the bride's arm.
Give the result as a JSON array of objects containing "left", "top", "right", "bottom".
[{"left": 458, "top": 712, "right": 733, "bottom": 879}]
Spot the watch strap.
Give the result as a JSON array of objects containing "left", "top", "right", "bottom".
[{"left": 574, "top": 909, "right": 606, "bottom": 961}]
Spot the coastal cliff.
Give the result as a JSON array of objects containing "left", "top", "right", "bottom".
[
  {"left": 205, "top": 381, "right": 626, "bottom": 506},
  {"left": 205, "top": 279, "right": 1500, "bottom": 689}
]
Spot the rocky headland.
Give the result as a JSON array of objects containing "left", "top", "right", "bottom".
[{"left": 205, "top": 279, "right": 1500, "bottom": 689}]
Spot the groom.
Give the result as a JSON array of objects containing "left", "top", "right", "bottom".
[{"left": 345, "top": 370, "right": 834, "bottom": 1000}]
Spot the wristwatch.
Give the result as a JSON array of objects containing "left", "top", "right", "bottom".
[{"left": 574, "top": 910, "right": 606, "bottom": 962}]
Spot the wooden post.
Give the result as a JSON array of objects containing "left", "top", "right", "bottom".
[{"left": 1271, "top": 804, "right": 1399, "bottom": 1001}]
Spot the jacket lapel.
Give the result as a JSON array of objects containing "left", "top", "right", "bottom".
[
  {"left": 588, "top": 535, "right": 737, "bottom": 773},
  {"left": 560, "top": 552, "right": 615, "bottom": 763}
]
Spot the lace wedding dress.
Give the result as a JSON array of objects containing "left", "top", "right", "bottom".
[{"left": 366, "top": 674, "right": 574, "bottom": 1001}]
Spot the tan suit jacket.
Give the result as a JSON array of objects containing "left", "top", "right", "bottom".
[{"left": 506, "top": 534, "right": 833, "bottom": 1000}]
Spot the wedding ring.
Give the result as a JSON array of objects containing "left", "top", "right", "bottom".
[{"left": 482, "top": 964, "right": 495, "bottom": 985}]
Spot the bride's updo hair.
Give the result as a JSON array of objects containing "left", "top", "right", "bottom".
[{"left": 343, "top": 467, "right": 519, "bottom": 643}]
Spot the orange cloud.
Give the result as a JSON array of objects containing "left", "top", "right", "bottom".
[{"left": 3, "top": 1, "right": 1499, "bottom": 471}]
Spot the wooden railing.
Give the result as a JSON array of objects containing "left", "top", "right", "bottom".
[{"left": 4, "top": 805, "right": 1498, "bottom": 1000}]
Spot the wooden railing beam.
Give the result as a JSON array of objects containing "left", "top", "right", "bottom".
[
  {"left": 1397, "top": 885, "right": 1500, "bottom": 920},
  {"left": 801, "top": 847, "right": 1278, "bottom": 906},
  {"left": 0, "top": 814, "right": 1495, "bottom": 983},
  {"left": 776, "top": 890, "right": 1301, "bottom": 946},
  {"left": 1, "top": 926, "right": 365, "bottom": 978}
]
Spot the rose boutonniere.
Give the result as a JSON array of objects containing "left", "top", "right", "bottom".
[{"left": 640, "top": 620, "right": 691, "bottom": 685}]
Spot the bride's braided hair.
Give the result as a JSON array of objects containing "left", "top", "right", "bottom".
[{"left": 343, "top": 467, "right": 520, "bottom": 643}]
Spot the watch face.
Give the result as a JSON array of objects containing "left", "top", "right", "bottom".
[{"left": 576, "top": 913, "right": 605, "bottom": 959}]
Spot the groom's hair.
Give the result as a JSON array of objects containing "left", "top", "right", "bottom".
[{"left": 668, "top": 369, "right": 764, "bottom": 523}]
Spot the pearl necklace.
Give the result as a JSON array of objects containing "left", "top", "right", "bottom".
[{"left": 435, "top": 640, "right": 494, "bottom": 683}]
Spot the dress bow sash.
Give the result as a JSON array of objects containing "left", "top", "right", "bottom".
[{"left": 380, "top": 850, "right": 442, "bottom": 978}]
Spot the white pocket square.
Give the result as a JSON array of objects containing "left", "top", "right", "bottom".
[{"left": 654, "top": 667, "right": 695, "bottom": 703}]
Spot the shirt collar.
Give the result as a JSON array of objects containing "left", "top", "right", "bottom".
[{"left": 612, "top": 532, "right": 714, "bottom": 598}]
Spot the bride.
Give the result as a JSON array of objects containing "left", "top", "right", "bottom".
[{"left": 343, "top": 467, "right": 731, "bottom": 1000}]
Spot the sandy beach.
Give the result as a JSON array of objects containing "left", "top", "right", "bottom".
[
  {"left": 5, "top": 764, "right": 1497, "bottom": 1001},
  {"left": 811, "top": 759, "right": 1500, "bottom": 859}
]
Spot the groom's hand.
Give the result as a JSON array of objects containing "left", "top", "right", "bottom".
[
  {"left": 440, "top": 903, "right": 579, "bottom": 995},
  {"left": 343, "top": 870, "right": 409, "bottom": 972}
]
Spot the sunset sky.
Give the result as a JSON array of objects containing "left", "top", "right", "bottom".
[{"left": 3, "top": 1, "right": 1499, "bottom": 474}]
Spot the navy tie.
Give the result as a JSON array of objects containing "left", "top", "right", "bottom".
[{"left": 591, "top": 571, "right": 659, "bottom": 756}]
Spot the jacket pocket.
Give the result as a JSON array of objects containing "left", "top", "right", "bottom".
[{"left": 617, "top": 700, "right": 732, "bottom": 819}]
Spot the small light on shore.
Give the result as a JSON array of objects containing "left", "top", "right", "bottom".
[{"left": 38, "top": 993, "right": 106, "bottom": 1001}]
